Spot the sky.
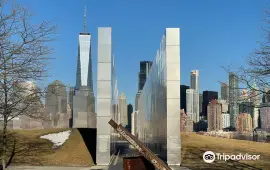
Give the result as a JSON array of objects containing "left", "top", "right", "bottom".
[{"left": 16, "top": 0, "right": 268, "bottom": 106}]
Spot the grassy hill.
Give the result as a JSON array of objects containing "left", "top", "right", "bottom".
[
  {"left": 181, "top": 133, "right": 270, "bottom": 170},
  {"left": 1, "top": 128, "right": 94, "bottom": 167},
  {"left": 1, "top": 130, "right": 270, "bottom": 169}
]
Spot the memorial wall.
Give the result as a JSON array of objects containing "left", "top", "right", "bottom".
[
  {"left": 137, "top": 28, "right": 181, "bottom": 166},
  {"left": 96, "top": 27, "right": 118, "bottom": 165}
]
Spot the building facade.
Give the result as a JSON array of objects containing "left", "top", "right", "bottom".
[
  {"left": 135, "top": 91, "right": 141, "bottom": 111},
  {"left": 202, "top": 91, "right": 218, "bottom": 117},
  {"left": 236, "top": 113, "right": 253, "bottom": 132},
  {"left": 219, "top": 99, "right": 229, "bottom": 113},
  {"left": 221, "top": 83, "right": 229, "bottom": 101},
  {"left": 180, "top": 109, "right": 193, "bottom": 132},
  {"left": 229, "top": 73, "right": 240, "bottom": 129},
  {"left": 199, "top": 93, "right": 203, "bottom": 115},
  {"left": 45, "top": 80, "right": 68, "bottom": 128},
  {"left": 190, "top": 70, "right": 199, "bottom": 123},
  {"left": 222, "top": 113, "right": 230, "bottom": 129},
  {"left": 135, "top": 61, "right": 152, "bottom": 111},
  {"left": 131, "top": 111, "right": 138, "bottom": 136},
  {"left": 127, "top": 104, "right": 133, "bottom": 131},
  {"left": 180, "top": 85, "right": 189, "bottom": 111},
  {"left": 260, "top": 106, "right": 270, "bottom": 129},
  {"left": 186, "top": 89, "right": 194, "bottom": 121},
  {"left": 138, "top": 61, "right": 153, "bottom": 91},
  {"left": 207, "top": 100, "right": 222, "bottom": 131},
  {"left": 250, "top": 83, "right": 260, "bottom": 129},
  {"left": 118, "top": 93, "right": 128, "bottom": 127},
  {"left": 137, "top": 28, "right": 181, "bottom": 166}
]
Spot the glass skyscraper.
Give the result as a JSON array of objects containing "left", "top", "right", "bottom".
[
  {"left": 72, "top": 7, "right": 95, "bottom": 128},
  {"left": 75, "top": 32, "right": 94, "bottom": 91}
]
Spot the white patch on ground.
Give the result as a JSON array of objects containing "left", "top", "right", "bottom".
[{"left": 40, "top": 130, "right": 72, "bottom": 148}]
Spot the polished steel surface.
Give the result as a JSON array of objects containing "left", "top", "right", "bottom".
[{"left": 137, "top": 28, "right": 181, "bottom": 166}]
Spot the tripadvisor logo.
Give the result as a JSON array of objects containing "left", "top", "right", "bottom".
[{"left": 203, "top": 151, "right": 260, "bottom": 163}]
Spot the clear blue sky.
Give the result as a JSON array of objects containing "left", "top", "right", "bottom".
[{"left": 18, "top": 0, "right": 267, "bottom": 106}]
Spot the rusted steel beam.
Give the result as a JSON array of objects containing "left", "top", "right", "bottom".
[{"left": 108, "top": 119, "right": 172, "bottom": 170}]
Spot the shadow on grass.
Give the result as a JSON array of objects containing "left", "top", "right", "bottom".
[
  {"left": 77, "top": 128, "right": 97, "bottom": 164},
  {"left": 182, "top": 147, "right": 263, "bottom": 170},
  {"left": 0, "top": 131, "right": 54, "bottom": 169}
]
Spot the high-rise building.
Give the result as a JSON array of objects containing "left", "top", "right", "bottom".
[
  {"left": 239, "top": 102, "right": 254, "bottom": 115},
  {"left": 236, "top": 113, "right": 253, "bottom": 132},
  {"left": 73, "top": 7, "right": 95, "bottom": 128},
  {"left": 186, "top": 89, "right": 194, "bottom": 122},
  {"left": 119, "top": 93, "right": 128, "bottom": 127},
  {"left": 45, "top": 80, "right": 67, "bottom": 115},
  {"left": 199, "top": 93, "right": 203, "bottom": 114},
  {"left": 135, "top": 90, "right": 141, "bottom": 111},
  {"left": 180, "top": 85, "right": 190, "bottom": 111},
  {"left": 219, "top": 99, "right": 229, "bottom": 113},
  {"left": 131, "top": 111, "right": 138, "bottom": 136},
  {"left": 138, "top": 61, "right": 152, "bottom": 91},
  {"left": 180, "top": 109, "right": 187, "bottom": 132},
  {"left": 135, "top": 61, "right": 152, "bottom": 111},
  {"left": 260, "top": 105, "right": 270, "bottom": 129},
  {"left": 229, "top": 73, "right": 240, "bottom": 130},
  {"left": 180, "top": 109, "right": 193, "bottom": 132},
  {"left": 207, "top": 100, "right": 222, "bottom": 132},
  {"left": 190, "top": 70, "right": 199, "bottom": 123},
  {"left": 221, "top": 83, "right": 229, "bottom": 101},
  {"left": 45, "top": 80, "right": 68, "bottom": 128},
  {"left": 127, "top": 104, "right": 133, "bottom": 131},
  {"left": 75, "top": 7, "right": 93, "bottom": 92},
  {"left": 202, "top": 91, "right": 218, "bottom": 117},
  {"left": 250, "top": 83, "right": 260, "bottom": 129},
  {"left": 222, "top": 113, "right": 230, "bottom": 129}
]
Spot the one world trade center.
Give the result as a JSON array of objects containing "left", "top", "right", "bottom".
[{"left": 73, "top": 7, "right": 96, "bottom": 128}]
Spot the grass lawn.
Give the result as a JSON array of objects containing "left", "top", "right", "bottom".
[
  {"left": 1, "top": 130, "right": 270, "bottom": 169},
  {"left": 0, "top": 128, "right": 94, "bottom": 167},
  {"left": 181, "top": 133, "right": 270, "bottom": 170}
]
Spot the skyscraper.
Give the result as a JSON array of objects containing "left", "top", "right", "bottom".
[
  {"left": 131, "top": 111, "right": 138, "bottom": 136},
  {"left": 119, "top": 93, "right": 128, "bottom": 127},
  {"left": 45, "top": 80, "right": 67, "bottom": 116},
  {"left": 202, "top": 90, "right": 218, "bottom": 117},
  {"left": 180, "top": 85, "right": 189, "bottom": 111},
  {"left": 73, "top": 7, "right": 95, "bottom": 128},
  {"left": 221, "top": 83, "right": 229, "bottom": 101},
  {"left": 207, "top": 100, "right": 222, "bottom": 132},
  {"left": 138, "top": 61, "right": 152, "bottom": 91},
  {"left": 135, "top": 90, "right": 141, "bottom": 111},
  {"left": 186, "top": 89, "right": 194, "bottom": 125},
  {"left": 250, "top": 83, "right": 260, "bottom": 129},
  {"left": 199, "top": 93, "right": 203, "bottom": 115},
  {"left": 190, "top": 70, "right": 199, "bottom": 123},
  {"left": 229, "top": 73, "right": 240, "bottom": 130},
  {"left": 135, "top": 61, "right": 152, "bottom": 111},
  {"left": 127, "top": 104, "right": 133, "bottom": 131},
  {"left": 75, "top": 7, "right": 93, "bottom": 92}
]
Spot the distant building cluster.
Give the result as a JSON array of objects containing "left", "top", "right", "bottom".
[{"left": 179, "top": 71, "right": 270, "bottom": 135}]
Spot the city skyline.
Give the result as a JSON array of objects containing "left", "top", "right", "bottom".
[{"left": 17, "top": 0, "right": 266, "bottom": 106}]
